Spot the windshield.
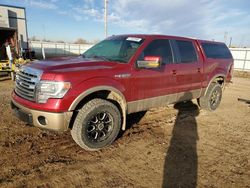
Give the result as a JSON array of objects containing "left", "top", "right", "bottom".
[{"left": 83, "top": 36, "right": 144, "bottom": 63}]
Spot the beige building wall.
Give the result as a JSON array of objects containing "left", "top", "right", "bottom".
[
  {"left": 0, "top": 5, "right": 28, "bottom": 49},
  {"left": 0, "top": 8, "right": 9, "bottom": 27}
]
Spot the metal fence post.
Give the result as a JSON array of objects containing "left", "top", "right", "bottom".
[
  {"left": 55, "top": 43, "right": 57, "bottom": 55},
  {"left": 41, "top": 42, "right": 42, "bottom": 57},
  {"left": 64, "top": 43, "right": 66, "bottom": 55},
  {"left": 41, "top": 42, "right": 46, "bottom": 59},
  {"left": 243, "top": 51, "right": 248, "bottom": 71}
]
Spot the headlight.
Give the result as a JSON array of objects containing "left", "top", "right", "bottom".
[{"left": 36, "top": 81, "right": 71, "bottom": 103}]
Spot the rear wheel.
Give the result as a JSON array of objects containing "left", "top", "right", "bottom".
[
  {"left": 198, "top": 83, "right": 222, "bottom": 111},
  {"left": 71, "top": 98, "right": 121, "bottom": 151}
]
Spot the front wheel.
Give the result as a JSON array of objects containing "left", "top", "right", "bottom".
[
  {"left": 71, "top": 98, "right": 121, "bottom": 151},
  {"left": 198, "top": 83, "right": 222, "bottom": 111}
]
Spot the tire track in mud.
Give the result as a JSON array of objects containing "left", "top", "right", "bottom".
[
  {"left": 0, "top": 104, "right": 178, "bottom": 187},
  {"left": 0, "top": 85, "right": 217, "bottom": 187}
]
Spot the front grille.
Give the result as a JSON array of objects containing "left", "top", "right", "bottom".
[{"left": 15, "top": 66, "right": 42, "bottom": 101}]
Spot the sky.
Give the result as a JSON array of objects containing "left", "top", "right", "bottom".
[{"left": 1, "top": 0, "right": 250, "bottom": 46}]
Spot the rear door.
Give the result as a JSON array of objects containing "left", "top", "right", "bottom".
[{"left": 171, "top": 39, "right": 203, "bottom": 100}]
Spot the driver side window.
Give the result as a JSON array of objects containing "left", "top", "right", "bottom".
[{"left": 138, "top": 39, "right": 173, "bottom": 64}]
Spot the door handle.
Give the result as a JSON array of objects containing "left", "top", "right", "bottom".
[
  {"left": 172, "top": 70, "right": 177, "bottom": 75},
  {"left": 197, "top": 68, "right": 201, "bottom": 73}
]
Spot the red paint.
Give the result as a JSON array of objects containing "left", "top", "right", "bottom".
[
  {"left": 144, "top": 56, "right": 161, "bottom": 62},
  {"left": 12, "top": 34, "right": 233, "bottom": 112}
]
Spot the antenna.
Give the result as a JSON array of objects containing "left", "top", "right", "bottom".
[{"left": 104, "top": 0, "right": 108, "bottom": 38}]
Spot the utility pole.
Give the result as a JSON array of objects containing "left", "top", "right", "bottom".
[
  {"left": 42, "top": 24, "right": 46, "bottom": 41},
  {"left": 224, "top": 31, "right": 228, "bottom": 45},
  {"left": 104, "top": 0, "right": 108, "bottom": 38},
  {"left": 229, "top": 37, "right": 232, "bottom": 47}
]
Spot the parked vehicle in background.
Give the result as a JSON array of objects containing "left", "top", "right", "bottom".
[{"left": 11, "top": 34, "right": 233, "bottom": 150}]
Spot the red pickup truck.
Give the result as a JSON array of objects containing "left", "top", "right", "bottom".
[{"left": 11, "top": 34, "right": 233, "bottom": 150}]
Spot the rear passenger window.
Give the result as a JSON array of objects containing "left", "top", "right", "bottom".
[
  {"left": 175, "top": 40, "right": 197, "bottom": 63},
  {"left": 201, "top": 43, "right": 232, "bottom": 59},
  {"left": 138, "top": 39, "right": 173, "bottom": 64}
]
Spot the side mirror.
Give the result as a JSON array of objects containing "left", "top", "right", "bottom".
[{"left": 137, "top": 56, "right": 161, "bottom": 69}]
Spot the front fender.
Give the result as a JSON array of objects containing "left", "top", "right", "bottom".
[
  {"left": 68, "top": 77, "right": 127, "bottom": 130},
  {"left": 68, "top": 77, "right": 126, "bottom": 110}
]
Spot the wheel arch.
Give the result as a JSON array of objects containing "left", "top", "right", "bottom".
[
  {"left": 69, "top": 86, "right": 127, "bottom": 130},
  {"left": 204, "top": 74, "right": 225, "bottom": 96}
]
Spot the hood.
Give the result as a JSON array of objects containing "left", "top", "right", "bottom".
[{"left": 26, "top": 56, "right": 117, "bottom": 73}]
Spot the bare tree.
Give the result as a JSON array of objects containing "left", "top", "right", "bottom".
[
  {"left": 74, "top": 38, "right": 87, "bottom": 44},
  {"left": 29, "top": 36, "right": 40, "bottom": 41},
  {"left": 92, "top": 39, "right": 101, "bottom": 44},
  {"left": 56, "top": 40, "right": 65, "bottom": 43}
]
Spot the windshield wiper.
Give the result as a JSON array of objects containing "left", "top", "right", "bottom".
[
  {"left": 91, "top": 55, "right": 110, "bottom": 61},
  {"left": 85, "top": 55, "right": 127, "bottom": 63},
  {"left": 109, "top": 58, "right": 127, "bottom": 63}
]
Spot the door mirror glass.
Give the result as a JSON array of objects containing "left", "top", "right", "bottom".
[{"left": 137, "top": 56, "right": 161, "bottom": 69}]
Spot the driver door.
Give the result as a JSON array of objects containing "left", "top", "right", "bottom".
[{"left": 129, "top": 39, "right": 178, "bottom": 112}]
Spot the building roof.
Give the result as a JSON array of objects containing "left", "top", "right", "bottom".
[{"left": 0, "top": 4, "right": 25, "bottom": 10}]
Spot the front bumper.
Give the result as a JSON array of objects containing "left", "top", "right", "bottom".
[{"left": 11, "top": 100, "right": 73, "bottom": 131}]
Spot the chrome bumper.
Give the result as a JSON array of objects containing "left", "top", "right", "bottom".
[{"left": 11, "top": 100, "right": 73, "bottom": 131}]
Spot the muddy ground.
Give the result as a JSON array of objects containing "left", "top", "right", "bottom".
[{"left": 0, "top": 77, "right": 249, "bottom": 188}]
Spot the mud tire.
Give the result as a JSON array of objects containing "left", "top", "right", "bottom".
[
  {"left": 71, "top": 98, "right": 121, "bottom": 151},
  {"left": 198, "top": 83, "right": 222, "bottom": 111}
]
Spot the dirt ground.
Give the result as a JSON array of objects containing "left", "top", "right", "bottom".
[{"left": 0, "top": 77, "right": 249, "bottom": 188}]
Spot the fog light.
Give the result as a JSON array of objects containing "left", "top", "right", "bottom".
[{"left": 38, "top": 116, "right": 47, "bottom": 126}]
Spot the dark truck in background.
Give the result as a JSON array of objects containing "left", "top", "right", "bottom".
[{"left": 11, "top": 34, "right": 234, "bottom": 150}]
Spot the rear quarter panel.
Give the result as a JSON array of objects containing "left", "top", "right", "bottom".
[{"left": 197, "top": 41, "right": 233, "bottom": 88}]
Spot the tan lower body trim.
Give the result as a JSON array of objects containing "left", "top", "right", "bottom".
[
  {"left": 127, "top": 89, "right": 203, "bottom": 114},
  {"left": 12, "top": 100, "right": 73, "bottom": 131}
]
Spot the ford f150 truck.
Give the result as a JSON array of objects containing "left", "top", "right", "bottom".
[{"left": 11, "top": 34, "right": 233, "bottom": 150}]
